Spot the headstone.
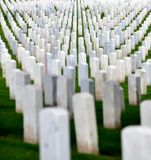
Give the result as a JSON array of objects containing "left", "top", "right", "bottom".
[
  {"left": 81, "top": 79, "right": 94, "bottom": 95},
  {"left": 100, "top": 54, "right": 108, "bottom": 70},
  {"left": 73, "top": 93, "right": 99, "bottom": 154},
  {"left": 128, "top": 74, "right": 141, "bottom": 105},
  {"left": 5, "top": 59, "right": 16, "bottom": 87},
  {"left": 95, "top": 70, "right": 107, "bottom": 101},
  {"left": 78, "top": 52, "right": 86, "bottom": 64},
  {"left": 90, "top": 57, "right": 99, "bottom": 78},
  {"left": 15, "top": 71, "right": 31, "bottom": 113},
  {"left": 120, "top": 87, "right": 125, "bottom": 112},
  {"left": 140, "top": 100, "right": 151, "bottom": 128},
  {"left": 142, "top": 62, "right": 151, "bottom": 85},
  {"left": 135, "top": 69, "right": 147, "bottom": 95},
  {"left": 116, "top": 60, "right": 125, "bottom": 82},
  {"left": 124, "top": 57, "right": 132, "bottom": 76},
  {"left": 122, "top": 126, "right": 151, "bottom": 160},
  {"left": 64, "top": 66, "right": 75, "bottom": 90},
  {"left": 107, "top": 65, "right": 118, "bottom": 81},
  {"left": 33, "top": 63, "right": 44, "bottom": 89},
  {"left": 23, "top": 85, "right": 43, "bottom": 144},
  {"left": 9, "top": 69, "right": 20, "bottom": 100},
  {"left": 57, "top": 76, "right": 74, "bottom": 115},
  {"left": 39, "top": 108, "right": 70, "bottom": 160},
  {"left": 26, "top": 56, "right": 36, "bottom": 80},
  {"left": 109, "top": 52, "right": 117, "bottom": 66},
  {"left": 43, "top": 74, "right": 57, "bottom": 106},
  {"left": 50, "top": 59, "right": 61, "bottom": 76},
  {"left": 67, "top": 54, "right": 76, "bottom": 67},
  {"left": 78, "top": 63, "right": 88, "bottom": 87},
  {"left": 102, "top": 81, "right": 122, "bottom": 128}
]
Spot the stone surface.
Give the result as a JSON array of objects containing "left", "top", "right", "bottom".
[
  {"left": 23, "top": 85, "right": 43, "bottom": 144},
  {"left": 122, "top": 126, "right": 151, "bottom": 160},
  {"left": 81, "top": 79, "right": 94, "bottom": 95},
  {"left": 116, "top": 60, "right": 125, "bottom": 83},
  {"left": 102, "top": 81, "right": 122, "bottom": 128},
  {"left": 33, "top": 63, "right": 44, "bottom": 89},
  {"left": 90, "top": 57, "right": 99, "bottom": 78},
  {"left": 140, "top": 100, "right": 151, "bottom": 128},
  {"left": 57, "top": 76, "right": 74, "bottom": 115},
  {"left": 135, "top": 69, "right": 147, "bottom": 95},
  {"left": 9, "top": 69, "right": 21, "bottom": 100},
  {"left": 15, "top": 71, "right": 31, "bottom": 113},
  {"left": 73, "top": 93, "right": 99, "bottom": 154},
  {"left": 43, "top": 74, "right": 57, "bottom": 106},
  {"left": 78, "top": 63, "right": 88, "bottom": 87},
  {"left": 39, "top": 108, "right": 70, "bottom": 160},
  {"left": 107, "top": 65, "right": 118, "bottom": 81},
  {"left": 128, "top": 74, "right": 141, "bottom": 105},
  {"left": 120, "top": 87, "right": 125, "bottom": 112},
  {"left": 64, "top": 66, "right": 75, "bottom": 90},
  {"left": 95, "top": 70, "right": 107, "bottom": 101}
]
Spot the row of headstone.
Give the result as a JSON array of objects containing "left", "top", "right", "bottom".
[
  {"left": 2, "top": 0, "right": 151, "bottom": 104},
  {"left": 2, "top": 0, "right": 151, "bottom": 91},
  {"left": 0, "top": 36, "right": 100, "bottom": 158},
  {"left": 2, "top": 0, "right": 148, "bottom": 62},
  {"left": 0, "top": 39, "right": 72, "bottom": 160}
]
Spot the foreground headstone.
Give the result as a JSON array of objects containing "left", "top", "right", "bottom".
[
  {"left": 102, "top": 81, "right": 122, "bottom": 128},
  {"left": 23, "top": 85, "right": 43, "bottom": 144},
  {"left": 128, "top": 74, "right": 141, "bottom": 105},
  {"left": 39, "top": 108, "right": 70, "bottom": 160},
  {"left": 140, "top": 100, "right": 151, "bottom": 128},
  {"left": 122, "top": 126, "right": 151, "bottom": 160},
  {"left": 73, "top": 93, "right": 99, "bottom": 155}
]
